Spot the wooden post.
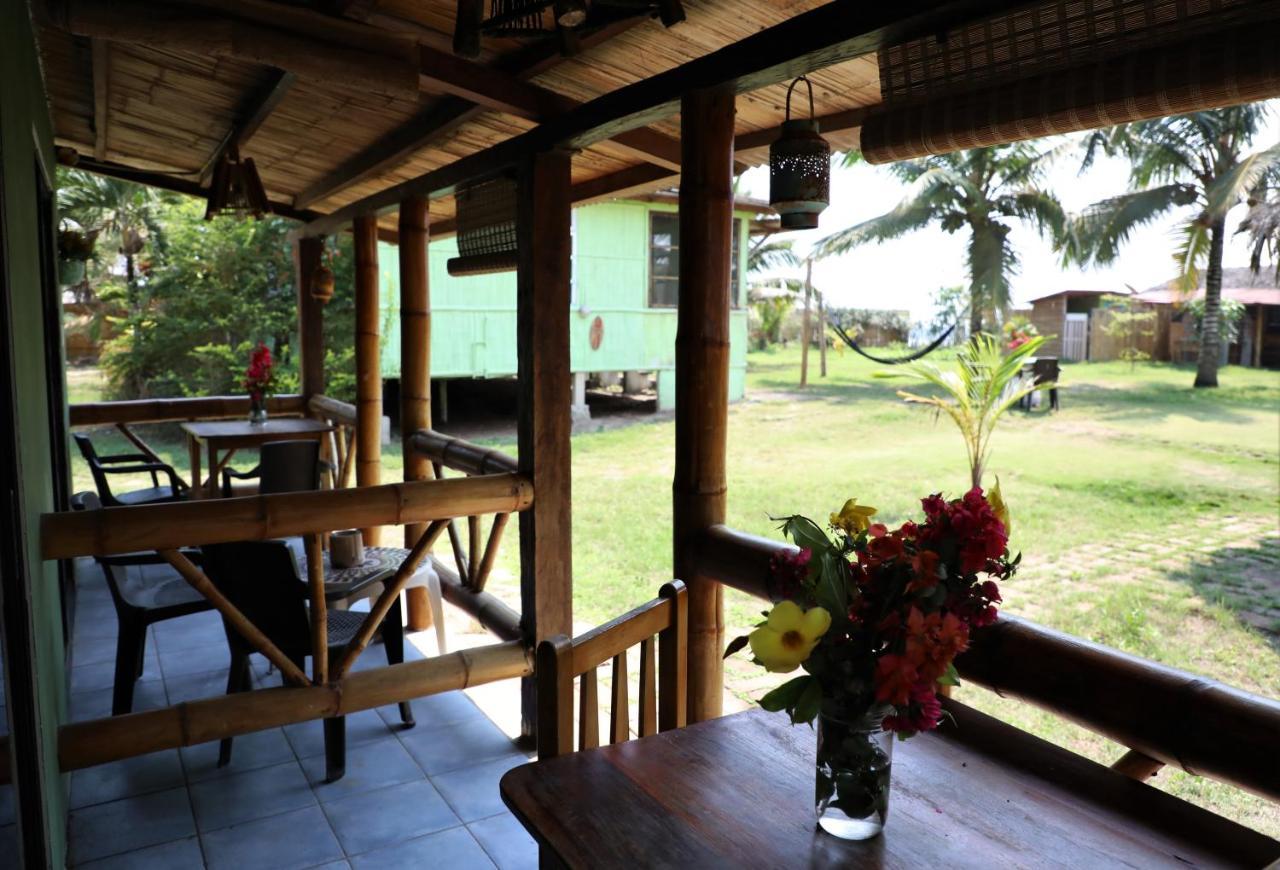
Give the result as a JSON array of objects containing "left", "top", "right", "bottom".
[
  {"left": 517, "top": 148, "right": 574, "bottom": 740},
  {"left": 296, "top": 235, "right": 325, "bottom": 400},
  {"left": 354, "top": 214, "right": 382, "bottom": 545},
  {"left": 818, "top": 288, "right": 828, "bottom": 378},
  {"left": 673, "top": 85, "right": 735, "bottom": 723},
  {"left": 399, "top": 194, "right": 434, "bottom": 629},
  {"left": 800, "top": 259, "right": 812, "bottom": 387}
]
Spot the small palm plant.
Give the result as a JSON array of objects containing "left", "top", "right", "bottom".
[{"left": 882, "top": 334, "right": 1046, "bottom": 488}]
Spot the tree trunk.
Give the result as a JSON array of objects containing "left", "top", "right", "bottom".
[
  {"left": 1194, "top": 216, "right": 1226, "bottom": 388},
  {"left": 800, "top": 260, "right": 812, "bottom": 387},
  {"left": 969, "top": 302, "right": 983, "bottom": 339},
  {"left": 818, "top": 292, "right": 827, "bottom": 378}
]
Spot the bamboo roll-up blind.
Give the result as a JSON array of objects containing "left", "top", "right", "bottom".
[
  {"left": 862, "top": 20, "right": 1280, "bottom": 164},
  {"left": 447, "top": 174, "right": 519, "bottom": 277}
]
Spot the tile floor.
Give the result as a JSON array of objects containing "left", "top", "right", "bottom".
[{"left": 0, "top": 562, "right": 538, "bottom": 869}]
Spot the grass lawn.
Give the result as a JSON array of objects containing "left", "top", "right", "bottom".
[{"left": 67, "top": 349, "right": 1280, "bottom": 835}]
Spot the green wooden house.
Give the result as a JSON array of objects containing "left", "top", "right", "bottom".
[{"left": 378, "top": 196, "right": 768, "bottom": 414}]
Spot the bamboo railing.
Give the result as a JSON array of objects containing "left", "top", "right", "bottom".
[
  {"left": 692, "top": 524, "right": 1280, "bottom": 803},
  {"left": 308, "top": 394, "right": 358, "bottom": 489}
]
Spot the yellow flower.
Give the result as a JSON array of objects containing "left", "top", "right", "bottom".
[
  {"left": 829, "top": 498, "right": 877, "bottom": 534},
  {"left": 748, "top": 601, "right": 831, "bottom": 673},
  {"left": 989, "top": 476, "right": 1011, "bottom": 537}
]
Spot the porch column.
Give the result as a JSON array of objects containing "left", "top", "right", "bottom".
[
  {"left": 354, "top": 213, "right": 382, "bottom": 546},
  {"left": 399, "top": 195, "right": 434, "bottom": 630},
  {"left": 295, "top": 235, "right": 325, "bottom": 399},
  {"left": 517, "top": 148, "right": 574, "bottom": 740},
  {"left": 674, "top": 84, "right": 735, "bottom": 722}
]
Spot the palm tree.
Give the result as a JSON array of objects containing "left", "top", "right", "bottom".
[
  {"left": 748, "top": 237, "right": 801, "bottom": 274},
  {"left": 1062, "top": 105, "right": 1280, "bottom": 387},
  {"left": 815, "top": 145, "right": 1065, "bottom": 336},
  {"left": 57, "top": 169, "right": 166, "bottom": 307},
  {"left": 1238, "top": 191, "right": 1280, "bottom": 283}
]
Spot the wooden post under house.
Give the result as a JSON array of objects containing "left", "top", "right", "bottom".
[
  {"left": 354, "top": 213, "right": 383, "bottom": 545},
  {"left": 399, "top": 195, "right": 434, "bottom": 630},
  {"left": 673, "top": 85, "right": 736, "bottom": 723},
  {"left": 295, "top": 235, "right": 325, "bottom": 400},
  {"left": 516, "top": 148, "right": 575, "bottom": 739}
]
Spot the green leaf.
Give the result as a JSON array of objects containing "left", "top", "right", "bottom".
[
  {"left": 937, "top": 661, "right": 961, "bottom": 687},
  {"left": 792, "top": 678, "right": 823, "bottom": 725},
  {"left": 723, "top": 635, "right": 750, "bottom": 660},
  {"left": 779, "top": 514, "right": 833, "bottom": 554},
  {"left": 759, "top": 675, "right": 812, "bottom": 713}
]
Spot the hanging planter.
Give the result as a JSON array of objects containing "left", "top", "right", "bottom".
[
  {"left": 205, "top": 145, "right": 269, "bottom": 220},
  {"left": 57, "top": 223, "right": 97, "bottom": 286},
  {"left": 312, "top": 244, "right": 336, "bottom": 304},
  {"left": 769, "top": 77, "right": 831, "bottom": 231}
]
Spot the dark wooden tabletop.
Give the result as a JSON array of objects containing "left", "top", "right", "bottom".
[
  {"left": 180, "top": 418, "right": 332, "bottom": 446},
  {"left": 501, "top": 701, "right": 1279, "bottom": 869}
]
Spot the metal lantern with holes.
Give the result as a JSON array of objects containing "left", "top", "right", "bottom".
[{"left": 769, "top": 77, "right": 830, "bottom": 230}]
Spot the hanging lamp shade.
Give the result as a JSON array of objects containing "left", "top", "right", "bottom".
[
  {"left": 769, "top": 77, "right": 830, "bottom": 231},
  {"left": 312, "top": 264, "right": 335, "bottom": 304},
  {"left": 205, "top": 146, "right": 269, "bottom": 220}
]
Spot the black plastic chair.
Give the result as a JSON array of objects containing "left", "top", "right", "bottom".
[
  {"left": 222, "top": 439, "right": 325, "bottom": 497},
  {"left": 200, "top": 539, "right": 414, "bottom": 782},
  {"left": 74, "top": 432, "right": 189, "bottom": 507},
  {"left": 1020, "top": 357, "right": 1061, "bottom": 412},
  {"left": 71, "top": 492, "right": 213, "bottom": 715}
]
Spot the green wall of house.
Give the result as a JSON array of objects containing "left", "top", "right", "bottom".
[
  {"left": 1, "top": 4, "right": 70, "bottom": 866},
  {"left": 378, "top": 200, "right": 750, "bottom": 409}
]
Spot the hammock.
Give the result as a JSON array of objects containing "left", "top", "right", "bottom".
[{"left": 828, "top": 320, "right": 958, "bottom": 365}]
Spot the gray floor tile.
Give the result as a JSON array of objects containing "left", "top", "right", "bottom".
[
  {"left": 348, "top": 825, "right": 494, "bottom": 869},
  {"left": 307, "top": 863, "right": 351, "bottom": 870},
  {"left": 301, "top": 737, "right": 424, "bottom": 803},
  {"left": 70, "top": 656, "right": 162, "bottom": 695},
  {"left": 468, "top": 813, "right": 537, "bottom": 870},
  {"left": 68, "top": 787, "right": 196, "bottom": 865},
  {"left": 164, "top": 668, "right": 230, "bottom": 706},
  {"left": 190, "top": 760, "right": 315, "bottom": 832},
  {"left": 283, "top": 709, "right": 393, "bottom": 760},
  {"left": 200, "top": 805, "right": 342, "bottom": 870},
  {"left": 69, "top": 680, "right": 168, "bottom": 723},
  {"left": 431, "top": 755, "right": 528, "bottom": 824},
  {"left": 0, "top": 784, "right": 14, "bottom": 827},
  {"left": 70, "top": 750, "right": 185, "bottom": 810},
  {"left": 398, "top": 715, "right": 521, "bottom": 776},
  {"left": 181, "top": 727, "right": 295, "bottom": 783},
  {"left": 320, "top": 780, "right": 458, "bottom": 857},
  {"left": 153, "top": 612, "right": 225, "bottom": 654},
  {"left": 159, "top": 643, "right": 232, "bottom": 679},
  {"left": 70, "top": 632, "right": 125, "bottom": 668},
  {"left": 376, "top": 690, "right": 486, "bottom": 730},
  {"left": 74, "top": 835, "right": 203, "bottom": 870}
]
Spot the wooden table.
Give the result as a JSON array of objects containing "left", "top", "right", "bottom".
[
  {"left": 180, "top": 418, "right": 332, "bottom": 497},
  {"left": 501, "top": 703, "right": 1279, "bottom": 869}
]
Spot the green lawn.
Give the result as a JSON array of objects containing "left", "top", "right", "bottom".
[{"left": 67, "top": 350, "right": 1280, "bottom": 835}]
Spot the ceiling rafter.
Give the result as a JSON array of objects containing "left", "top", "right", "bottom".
[{"left": 198, "top": 69, "right": 297, "bottom": 185}]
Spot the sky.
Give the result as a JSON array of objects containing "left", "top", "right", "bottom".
[{"left": 738, "top": 102, "right": 1280, "bottom": 324}]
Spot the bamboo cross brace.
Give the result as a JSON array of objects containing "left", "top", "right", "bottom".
[
  {"left": 447, "top": 517, "right": 469, "bottom": 584},
  {"left": 305, "top": 534, "right": 328, "bottom": 684},
  {"left": 158, "top": 549, "right": 310, "bottom": 686},
  {"left": 339, "top": 425, "right": 356, "bottom": 488},
  {"left": 203, "top": 448, "right": 239, "bottom": 493},
  {"left": 467, "top": 514, "right": 481, "bottom": 586},
  {"left": 334, "top": 519, "right": 448, "bottom": 678},
  {"left": 472, "top": 511, "right": 509, "bottom": 593}
]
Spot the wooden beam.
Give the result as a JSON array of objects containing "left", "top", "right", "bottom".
[
  {"left": 70, "top": 394, "right": 306, "bottom": 427},
  {"left": 296, "top": 236, "right": 325, "bottom": 400},
  {"left": 673, "top": 86, "right": 735, "bottom": 723},
  {"left": 732, "top": 106, "right": 871, "bottom": 153},
  {"left": 354, "top": 214, "right": 382, "bottom": 546},
  {"left": 399, "top": 194, "right": 434, "bottom": 630},
  {"left": 517, "top": 149, "right": 574, "bottom": 740},
  {"left": 299, "top": 0, "right": 1024, "bottom": 238},
  {"left": 200, "top": 69, "right": 296, "bottom": 185},
  {"left": 91, "top": 37, "right": 109, "bottom": 161}
]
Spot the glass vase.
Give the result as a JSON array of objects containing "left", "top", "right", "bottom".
[
  {"left": 815, "top": 713, "right": 893, "bottom": 840},
  {"left": 248, "top": 396, "right": 268, "bottom": 425}
]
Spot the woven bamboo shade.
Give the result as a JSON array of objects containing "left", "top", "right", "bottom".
[
  {"left": 447, "top": 175, "right": 519, "bottom": 277},
  {"left": 864, "top": 14, "right": 1280, "bottom": 164}
]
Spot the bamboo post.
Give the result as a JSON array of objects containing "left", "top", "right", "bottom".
[
  {"left": 818, "top": 288, "right": 828, "bottom": 378},
  {"left": 517, "top": 148, "right": 575, "bottom": 740},
  {"left": 296, "top": 235, "right": 325, "bottom": 400},
  {"left": 673, "top": 85, "right": 735, "bottom": 722},
  {"left": 354, "top": 214, "right": 382, "bottom": 545},
  {"left": 399, "top": 194, "right": 435, "bottom": 630},
  {"left": 800, "top": 258, "right": 812, "bottom": 387},
  {"left": 305, "top": 534, "right": 327, "bottom": 684}
]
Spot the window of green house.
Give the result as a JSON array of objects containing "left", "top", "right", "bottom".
[{"left": 648, "top": 212, "right": 741, "bottom": 308}]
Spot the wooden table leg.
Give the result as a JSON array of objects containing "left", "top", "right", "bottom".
[
  {"left": 206, "top": 441, "right": 219, "bottom": 498},
  {"left": 188, "top": 435, "right": 203, "bottom": 500}
]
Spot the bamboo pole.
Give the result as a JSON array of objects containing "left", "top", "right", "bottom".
[
  {"left": 308, "top": 394, "right": 357, "bottom": 426},
  {"left": 410, "top": 430, "right": 518, "bottom": 475},
  {"left": 42, "top": 474, "right": 533, "bottom": 559},
  {"left": 435, "top": 559, "right": 523, "bottom": 641},
  {"left": 158, "top": 549, "right": 310, "bottom": 686},
  {"left": 800, "top": 259, "right": 812, "bottom": 387},
  {"left": 41, "top": 641, "right": 532, "bottom": 777},
  {"left": 305, "top": 534, "right": 328, "bottom": 684},
  {"left": 69, "top": 394, "right": 306, "bottom": 427},
  {"left": 354, "top": 213, "right": 383, "bottom": 545},
  {"left": 818, "top": 288, "right": 828, "bottom": 378},
  {"left": 334, "top": 519, "right": 447, "bottom": 678},
  {"left": 673, "top": 85, "right": 735, "bottom": 722},
  {"left": 297, "top": 235, "right": 325, "bottom": 400},
  {"left": 473, "top": 512, "right": 510, "bottom": 592},
  {"left": 1112, "top": 749, "right": 1164, "bottom": 781},
  {"left": 399, "top": 194, "right": 435, "bottom": 630}
]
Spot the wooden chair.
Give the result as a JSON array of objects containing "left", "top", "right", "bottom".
[
  {"left": 221, "top": 438, "right": 325, "bottom": 497},
  {"left": 73, "top": 432, "right": 189, "bottom": 507},
  {"left": 200, "top": 539, "right": 414, "bottom": 782},
  {"left": 71, "top": 492, "right": 213, "bottom": 715},
  {"left": 536, "top": 581, "right": 687, "bottom": 762}
]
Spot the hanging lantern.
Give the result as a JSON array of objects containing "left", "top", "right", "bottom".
[
  {"left": 769, "top": 77, "right": 830, "bottom": 230},
  {"left": 205, "top": 145, "right": 269, "bottom": 221},
  {"left": 312, "top": 265, "right": 335, "bottom": 304}
]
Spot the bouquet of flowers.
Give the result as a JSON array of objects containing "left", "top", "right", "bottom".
[
  {"left": 728, "top": 484, "right": 1017, "bottom": 734},
  {"left": 243, "top": 342, "right": 275, "bottom": 403}
]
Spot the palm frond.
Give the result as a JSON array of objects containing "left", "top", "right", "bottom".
[
  {"left": 1172, "top": 221, "right": 1212, "bottom": 294},
  {"left": 1063, "top": 184, "right": 1195, "bottom": 266},
  {"left": 814, "top": 166, "right": 963, "bottom": 257},
  {"left": 1202, "top": 142, "right": 1280, "bottom": 218}
]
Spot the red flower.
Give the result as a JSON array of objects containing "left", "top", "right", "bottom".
[
  {"left": 769, "top": 548, "right": 811, "bottom": 601},
  {"left": 883, "top": 682, "right": 944, "bottom": 734},
  {"left": 874, "top": 653, "right": 918, "bottom": 706}
]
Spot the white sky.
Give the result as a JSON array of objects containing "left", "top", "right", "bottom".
[{"left": 739, "top": 101, "right": 1280, "bottom": 323}]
